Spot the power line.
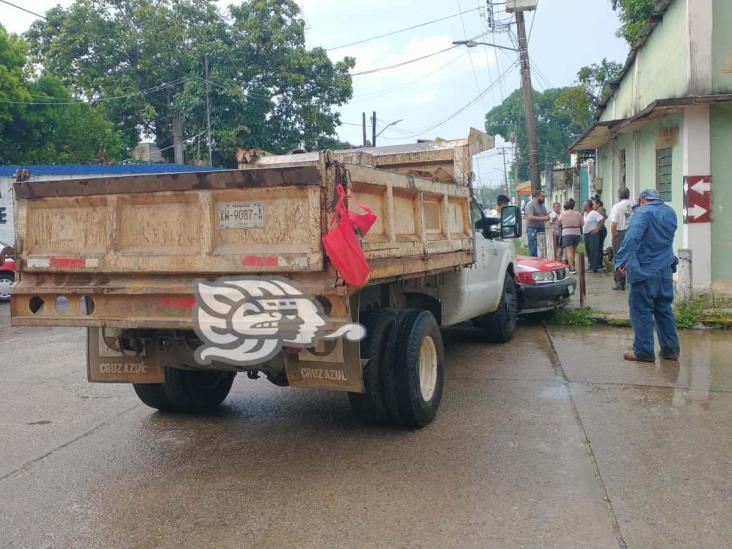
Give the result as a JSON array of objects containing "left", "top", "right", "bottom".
[
  {"left": 529, "top": 0, "right": 539, "bottom": 42},
  {"left": 456, "top": 0, "right": 483, "bottom": 104},
  {"left": 352, "top": 50, "right": 468, "bottom": 99},
  {"left": 0, "top": 78, "right": 189, "bottom": 105},
  {"left": 350, "top": 44, "right": 459, "bottom": 77},
  {"left": 384, "top": 61, "right": 518, "bottom": 139},
  {"left": 350, "top": 33, "right": 485, "bottom": 77},
  {"left": 0, "top": 0, "right": 47, "bottom": 20},
  {"left": 325, "top": 7, "right": 481, "bottom": 51}
]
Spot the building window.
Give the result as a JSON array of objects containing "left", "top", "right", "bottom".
[
  {"left": 656, "top": 148, "right": 673, "bottom": 201},
  {"left": 619, "top": 149, "right": 626, "bottom": 188}
]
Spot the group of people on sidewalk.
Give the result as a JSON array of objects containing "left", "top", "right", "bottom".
[
  {"left": 524, "top": 190, "right": 621, "bottom": 277},
  {"left": 520, "top": 187, "right": 680, "bottom": 364}
]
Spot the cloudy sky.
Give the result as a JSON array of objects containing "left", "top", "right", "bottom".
[{"left": 1, "top": 0, "right": 628, "bottom": 186}]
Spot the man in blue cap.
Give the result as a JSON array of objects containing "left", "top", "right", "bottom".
[{"left": 614, "top": 189, "right": 680, "bottom": 362}]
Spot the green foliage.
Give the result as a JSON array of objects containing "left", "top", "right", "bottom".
[
  {"left": 674, "top": 298, "right": 732, "bottom": 330},
  {"left": 577, "top": 58, "right": 624, "bottom": 108},
  {"left": 485, "top": 87, "right": 593, "bottom": 180},
  {"left": 513, "top": 239, "right": 529, "bottom": 256},
  {"left": 610, "top": 0, "right": 657, "bottom": 46},
  {"left": 550, "top": 307, "right": 596, "bottom": 327},
  {"left": 476, "top": 184, "right": 510, "bottom": 209},
  {"left": 26, "top": 0, "right": 354, "bottom": 165},
  {"left": 0, "top": 25, "right": 122, "bottom": 164}
]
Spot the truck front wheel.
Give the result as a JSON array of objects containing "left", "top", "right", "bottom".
[
  {"left": 133, "top": 368, "right": 236, "bottom": 413},
  {"left": 483, "top": 275, "right": 518, "bottom": 343}
]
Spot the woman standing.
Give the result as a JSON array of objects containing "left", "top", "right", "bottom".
[{"left": 558, "top": 201, "right": 583, "bottom": 274}]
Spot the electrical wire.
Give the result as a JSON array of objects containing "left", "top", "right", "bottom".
[
  {"left": 349, "top": 44, "right": 459, "bottom": 77},
  {"left": 0, "top": 78, "right": 189, "bottom": 105},
  {"left": 349, "top": 31, "right": 487, "bottom": 77},
  {"left": 324, "top": 7, "right": 481, "bottom": 51},
  {"left": 352, "top": 50, "right": 469, "bottom": 99},
  {"left": 528, "top": 0, "right": 539, "bottom": 42},
  {"left": 383, "top": 61, "right": 518, "bottom": 139},
  {"left": 456, "top": 0, "right": 482, "bottom": 102},
  {"left": 0, "top": 0, "right": 47, "bottom": 20}
]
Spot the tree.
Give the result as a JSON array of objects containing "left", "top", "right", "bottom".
[
  {"left": 484, "top": 87, "right": 593, "bottom": 180},
  {"left": 577, "top": 58, "right": 624, "bottom": 108},
  {"left": 611, "top": 0, "right": 657, "bottom": 46},
  {"left": 0, "top": 25, "right": 123, "bottom": 164},
  {"left": 26, "top": 0, "right": 355, "bottom": 165}
]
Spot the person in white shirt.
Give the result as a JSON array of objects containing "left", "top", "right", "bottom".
[
  {"left": 609, "top": 187, "right": 633, "bottom": 289},
  {"left": 582, "top": 199, "right": 604, "bottom": 272}
]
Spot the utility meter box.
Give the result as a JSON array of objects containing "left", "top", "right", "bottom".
[{"left": 506, "top": 0, "right": 538, "bottom": 12}]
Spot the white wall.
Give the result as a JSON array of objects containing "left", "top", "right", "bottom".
[{"left": 0, "top": 177, "right": 15, "bottom": 249}]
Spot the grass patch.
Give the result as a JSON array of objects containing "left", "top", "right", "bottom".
[
  {"left": 550, "top": 307, "right": 596, "bottom": 327},
  {"left": 674, "top": 298, "right": 710, "bottom": 329}
]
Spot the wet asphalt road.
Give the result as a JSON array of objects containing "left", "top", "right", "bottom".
[{"left": 1, "top": 302, "right": 731, "bottom": 548}]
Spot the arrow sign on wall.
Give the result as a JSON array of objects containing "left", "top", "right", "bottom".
[
  {"left": 690, "top": 180, "right": 711, "bottom": 194},
  {"left": 684, "top": 205, "right": 708, "bottom": 220},
  {"left": 683, "top": 175, "right": 712, "bottom": 224}
]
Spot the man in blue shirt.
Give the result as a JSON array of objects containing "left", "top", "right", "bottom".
[{"left": 614, "top": 189, "right": 680, "bottom": 362}]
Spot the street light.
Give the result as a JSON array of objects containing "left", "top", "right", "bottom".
[
  {"left": 453, "top": 29, "right": 541, "bottom": 193},
  {"left": 452, "top": 40, "right": 518, "bottom": 53},
  {"left": 375, "top": 119, "right": 403, "bottom": 139}
]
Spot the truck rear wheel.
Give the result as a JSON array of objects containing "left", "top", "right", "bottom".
[
  {"left": 133, "top": 368, "right": 236, "bottom": 413},
  {"left": 483, "top": 275, "right": 517, "bottom": 343},
  {"left": 348, "top": 310, "right": 396, "bottom": 425},
  {"left": 392, "top": 309, "right": 445, "bottom": 428}
]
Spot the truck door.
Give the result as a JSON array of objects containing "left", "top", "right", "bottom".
[{"left": 465, "top": 200, "right": 502, "bottom": 316}]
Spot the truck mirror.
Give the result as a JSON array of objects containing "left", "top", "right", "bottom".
[{"left": 500, "top": 206, "right": 522, "bottom": 239}]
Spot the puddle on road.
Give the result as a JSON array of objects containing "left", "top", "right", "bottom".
[{"left": 549, "top": 326, "right": 732, "bottom": 408}]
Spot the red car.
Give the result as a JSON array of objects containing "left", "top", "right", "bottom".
[
  {"left": 0, "top": 258, "right": 14, "bottom": 302},
  {"left": 515, "top": 255, "right": 576, "bottom": 314}
]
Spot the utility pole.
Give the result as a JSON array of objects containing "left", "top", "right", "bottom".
[
  {"left": 514, "top": 9, "right": 541, "bottom": 192},
  {"left": 372, "top": 111, "right": 377, "bottom": 147},
  {"left": 172, "top": 114, "right": 184, "bottom": 165},
  {"left": 205, "top": 55, "right": 213, "bottom": 167},
  {"left": 513, "top": 126, "right": 519, "bottom": 202},
  {"left": 499, "top": 147, "right": 510, "bottom": 194},
  {"left": 362, "top": 112, "right": 367, "bottom": 147}
]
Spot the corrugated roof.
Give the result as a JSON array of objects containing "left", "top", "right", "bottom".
[{"left": 0, "top": 164, "right": 224, "bottom": 177}]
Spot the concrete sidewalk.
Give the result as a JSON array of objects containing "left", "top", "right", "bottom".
[{"left": 569, "top": 269, "right": 631, "bottom": 321}]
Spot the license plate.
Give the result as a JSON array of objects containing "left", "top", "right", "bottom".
[
  {"left": 568, "top": 285, "right": 575, "bottom": 295},
  {"left": 218, "top": 202, "right": 264, "bottom": 229}
]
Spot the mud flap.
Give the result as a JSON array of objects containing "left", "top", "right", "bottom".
[
  {"left": 283, "top": 338, "right": 364, "bottom": 393},
  {"left": 87, "top": 327, "right": 164, "bottom": 384}
]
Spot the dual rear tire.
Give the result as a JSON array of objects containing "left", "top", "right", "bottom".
[
  {"left": 348, "top": 309, "right": 444, "bottom": 428},
  {"left": 133, "top": 368, "right": 236, "bottom": 413}
]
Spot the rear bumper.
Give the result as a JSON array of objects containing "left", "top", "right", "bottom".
[
  {"left": 10, "top": 273, "right": 352, "bottom": 330},
  {"left": 519, "top": 276, "right": 576, "bottom": 314}
]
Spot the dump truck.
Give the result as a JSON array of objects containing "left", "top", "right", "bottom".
[{"left": 8, "top": 129, "right": 521, "bottom": 428}]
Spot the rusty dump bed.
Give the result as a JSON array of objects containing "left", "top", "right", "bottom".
[{"left": 11, "top": 132, "right": 492, "bottom": 328}]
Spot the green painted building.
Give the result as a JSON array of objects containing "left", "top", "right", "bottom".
[{"left": 571, "top": 0, "right": 732, "bottom": 299}]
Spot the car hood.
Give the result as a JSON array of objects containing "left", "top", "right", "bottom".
[{"left": 517, "top": 255, "right": 566, "bottom": 272}]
